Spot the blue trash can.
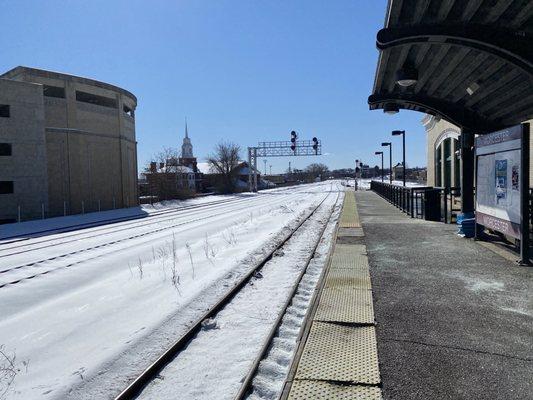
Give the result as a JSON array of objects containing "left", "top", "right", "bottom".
[{"left": 457, "top": 212, "right": 475, "bottom": 238}]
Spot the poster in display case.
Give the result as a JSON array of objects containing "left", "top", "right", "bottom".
[{"left": 475, "top": 123, "right": 529, "bottom": 263}]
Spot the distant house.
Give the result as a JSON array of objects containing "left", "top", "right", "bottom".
[
  {"left": 199, "top": 161, "right": 265, "bottom": 192},
  {"left": 139, "top": 123, "right": 205, "bottom": 202},
  {"left": 392, "top": 163, "right": 404, "bottom": 181},
  {"left": 141, "top": 162, "right": 197, "bottom": 201}
]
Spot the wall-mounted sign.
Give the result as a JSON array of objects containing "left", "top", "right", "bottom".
[
  {"left": 475, "top": 123, "right": 530, "bottom": 263},
  {"left": 475, "top": 126, "right": 522, "bottom": 238}
]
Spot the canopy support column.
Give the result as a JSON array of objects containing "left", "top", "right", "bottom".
[{"left": 460, "top": 129, "right": 475, "bottom": 214}]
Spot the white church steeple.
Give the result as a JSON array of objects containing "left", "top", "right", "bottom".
[{"left": 181, "top": 119, "right": 193, "bottom": 158}]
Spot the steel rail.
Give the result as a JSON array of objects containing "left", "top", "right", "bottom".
[
  {"left": 0, "top": 192, "right": 308, "bottom": 288},
  {"left": 1, "top": 183, "right": 324, "bottom": 252},
  {"left": 0, "top": 182, "right": 322, "bottom": 246},
  {"left": 0, "top": 197, "right": 247, "bottom": 244},
  {"left": 233, "top": 188, "right": 341, "bottom": 400},
  {"left": 113, "top": 190, "right": 335, "bottom": 400},
  {"left": 0, "top": 196, "right": 257, "bottom": 253}
]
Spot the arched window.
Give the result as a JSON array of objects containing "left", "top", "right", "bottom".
[
  {"left": 435, "top": 130, "right": 460, "bottom": 188},
  {"left": 436, "top": 143, "right": 442, "bottom": 187}
]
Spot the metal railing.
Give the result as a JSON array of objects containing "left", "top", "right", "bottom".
[
  {"left": 435, "top": 186, "right": 461, "bottom": 224},
  {"left": 370, "top": 181, "right": 460, "bottom": 223},
  {"left": 7, "top": 196, "right": 131, "bottom": 224}
]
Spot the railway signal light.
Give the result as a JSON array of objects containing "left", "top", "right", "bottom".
[
  {"left": 312, "top": 137, "right": 319, "bottom": 154},
  {"left": 290, "top": 130, "right": 297, "bottom": 152}
]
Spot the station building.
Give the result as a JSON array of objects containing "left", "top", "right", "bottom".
[
  {"left": 423, "top": 115, "right": 533, "bottom": 189},
  {"left": 0, "top": 66, "right": 138, "bottom": 223}
]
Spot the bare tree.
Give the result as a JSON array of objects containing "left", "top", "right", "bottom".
[
  {"left": 144, "top": 147, "right": 194, "bottom": 201},
  {"left": 206, "top": 141, "right": 241, "bottom": 193},
  {"left": 153, "top": 147, "right": 181, "bottom": 173},
  {"left": 305, "top": 163, "right": 330, "bottom": 181}
]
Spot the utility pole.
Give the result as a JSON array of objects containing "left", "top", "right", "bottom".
[{"left": 263, "top": 159, "right": 267, "bottom": 175}]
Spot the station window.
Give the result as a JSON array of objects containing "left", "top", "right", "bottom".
[
  {"left": 75, "top": 91, "right": 117, "bottom": 109},
  {"left": 0, "top": 104, "right": 10, "bottom": 118},
  {"left": 0, "top": 143, "right": 12, "bottom": 156},
  {"left": 123, "top": 104, "right": 134, "bottom": 118},
  {"left": 43, "top": 85, "right": 66, "bottom": 98},
  {"left": 0, "top": 181, "right": 14, "bottom": 194}
]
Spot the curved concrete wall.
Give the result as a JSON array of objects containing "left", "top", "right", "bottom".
[{"left": 0, "top": 66, "right": 138, "bottom": 220}]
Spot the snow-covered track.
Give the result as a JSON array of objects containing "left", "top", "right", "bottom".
[
  {"left": 0, "top": 197, "right": 248, "bottom": 245},
  {"left": 0, "top": 196, "right": 255, "bottom": 253},
  {"left": 0, "top": 184, "right": 324, "bottom": 256},
  {"left": 113, "top": 190, "right": 338, "bottom": 400},
  {"left": 234, "top": 191, "right": 340, "bottom": 400},
  {"left": 0, "top": 193, "right": 305, "bottom": 289}
]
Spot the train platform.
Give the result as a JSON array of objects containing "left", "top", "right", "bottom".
[
  {"left": 283, "top": 190, "right": 533, "bottom": 400},
  {"left": 357, "top": 190, "right": 532, "bottom": 399}
]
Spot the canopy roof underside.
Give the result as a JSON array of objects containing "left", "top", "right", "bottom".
[{"left": 369, "top": 0, "right": 533, "bottom": 132}]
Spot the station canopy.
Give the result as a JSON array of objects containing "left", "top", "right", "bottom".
[{"left": 368, "top": 0, "right": 533, "bottom": 133}]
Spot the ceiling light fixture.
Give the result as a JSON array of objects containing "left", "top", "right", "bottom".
[
  {"left": 383, "top": 103, "right": 399, "bottom": 115},
  {"left": 396, "top": 63, "right": 418, "bottom": 87}
]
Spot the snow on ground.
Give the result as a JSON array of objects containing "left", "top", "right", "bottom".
[
  {"left": 0, "top": 194, "right": 236, "bottom": 241},
  {"left": 340, "top": 178, "right": 425, "bottom": 190},
  {"left": 0, "top": 181, "right": 340, "bottom": 400},
  {"left": 136, "top": 189, "right": 342, "bottom": 400}
]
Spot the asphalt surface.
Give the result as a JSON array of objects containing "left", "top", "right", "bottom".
[{"left": 356, "top": 191, "right": 533, "bottom": 400}]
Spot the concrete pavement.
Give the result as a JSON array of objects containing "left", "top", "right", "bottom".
[{"left": 356, "top": 190, "right": 533, "bottom": 400}]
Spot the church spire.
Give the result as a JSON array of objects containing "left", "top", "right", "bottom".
[{"left": 181, "top": 118, "right": 194, "bottom": 158}]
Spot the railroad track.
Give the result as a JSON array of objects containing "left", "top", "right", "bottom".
[
  {"left": 234, "top": 190, "right": 340, "bottom": 400},
  {"left": 113, "top": 188, "right": 341, "bottom": 400},
  {"left": 0, "top": 191, "right": 311, "bottom": 289},
  {"left": 0, "top": 183, "right": 327, "bottom": 256},
  {"left": 0, "top": 197, "right": 247, "bottom": 245},
  {"left": 0, "top": 196, "right": 256, "bottom": 254},
  {"left": 0, "top": 183, "right": 324, "bottom": 248}
]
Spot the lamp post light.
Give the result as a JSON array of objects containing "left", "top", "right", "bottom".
[
  {"left": 374, "top": 151, "right": 384, "bottom": 182},
  {"left": 392, "top": 130, "right": 406, "bottom": 186},
  {"left": 381, "top": 142, "right": 392, "bottom": 184}
]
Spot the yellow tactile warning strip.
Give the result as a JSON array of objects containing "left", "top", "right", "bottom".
[
  {"left": 330, "top": 246, "right": 369, "bottom": 271},
  {"left": 289, "top": 380, "right": 382, "bottom": 400},
  {"left": 287, "top": 190, "right": 382, "bottom": 399},
  {"left": 325, "top": 268, "right": 371, "bottom": 289},
  {"left": 314, "top": 287, "right": 374, "bottom": 324},
  {"left": 339, "top": 191, "right": 360, "bottom": 228},
  {"left": 295, "top": 323, "right": 380, "bottom": 383}
]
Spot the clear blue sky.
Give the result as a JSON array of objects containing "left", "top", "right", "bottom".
[{"left": 1, "top": 0, "right": 428, "bottom": 173}]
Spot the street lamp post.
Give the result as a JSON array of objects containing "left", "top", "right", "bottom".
[
  {"left": 392, "top": 130, "right": 406, "bottom": 186},
  {"left": 355, "top": 159, "right": 359, "bottom": 191},
  {"left": 381, "top": 142, "right": 392, "bottom": 184},
  {"left": 374, "top": 151, "right": 384, "bottom": 182}
]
